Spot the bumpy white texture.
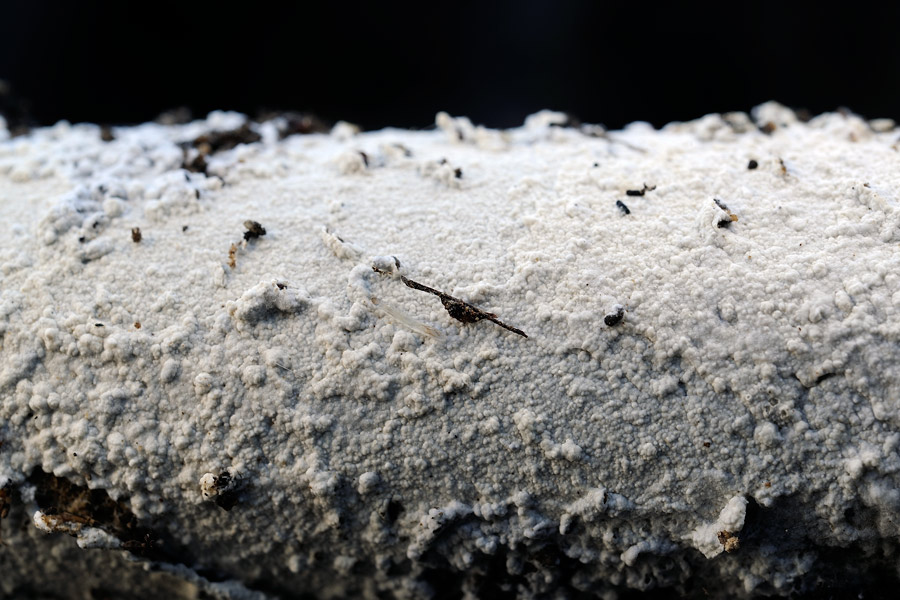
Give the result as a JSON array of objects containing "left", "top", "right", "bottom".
[{"left": 1, "top": 104, "right": 899, "bottom": 598}]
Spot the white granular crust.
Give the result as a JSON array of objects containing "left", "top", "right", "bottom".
[{"left": 1, "top": 104, "right": 899, "bottom": 598}]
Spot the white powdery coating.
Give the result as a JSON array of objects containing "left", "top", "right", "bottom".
[{"left": 1, "top": 104, "right": 900, "bottom": 597}]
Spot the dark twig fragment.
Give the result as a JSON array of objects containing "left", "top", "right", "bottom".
[
  {"left": 626, "top": 183, "right": 656, "bottom": 197},
  {"left": 403, "top": 276, "right": 527, "bottom": 337},
  {"left": 616, "top": 200, "right": 631, "bottom": 215},
  {"left": 373, "top": 265, "right": 527, "bottom": 337}
]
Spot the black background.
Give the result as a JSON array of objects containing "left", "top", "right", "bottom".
[{"left": 1, "top": 1, "right": 898, "bottom": 131}]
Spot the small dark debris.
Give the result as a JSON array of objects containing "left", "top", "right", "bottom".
[
  {"left": 778, "top": 158, "right": 788, "bottom": 175},
  {"left": 99, "top": 126, "right": 115, "bottom": 142},
  {"left": 717, "top": 530, "right": 740, "bottom": 552},
  {"left": 273, "top": 112, "right": 329, "bottom": 139},
  {"left": 182, "top": 153, "right": 208, "bottom": 175},
  {"left": 228, "top": 244, "right": 237, "bottom": 269},
  {"left": 714, "top": 198, "right": 739, "bottom": 228},
  {"left": 182, "top": 225, "right": 189, "bottom": 232},
  {"left": 703, "top": 442, "right": 711, "bottom": 448},
  {"left": 187, "top": 123, "right": 261, "bottom": 154},
  {"left": 548, "top": 113, "right": 581, "bottom": 128},
  {"left": 94, "top": 323, "right": 104, "bottom": 327},
  {"left": 208, "top": 471, "right": 242, "bottom": 511},
  {"left": 131, "top": 227, "right": 142, "bottom": 243},
  {"left": 453, "top": 167, "right": 463, "bottom": 179},
  {"left": 592, "top": 162, "right": 599, "bottom": 167},
  {"left": 134, "top": 322, "right": 141, "bottom": 329},
  {"left": 358, "top": 151, "right": 369, "bottom": 168},
  {"left": 616, "top": 200, "right": 630, "bottom": 215},
  {"left": 604, "top": 306, "right": 625, "bottom": 327},
  {"left": 194, "top": 189, "right": 201, "bottom": 199},
  {"left": 759, "top": 121, "right": 777, "bottom": 135},
  {"left": 747, "top": 160, "right": 758, "bottom": 170},
  {"left": 626, "top": 183, "right": 656, "bottom": 197},
  {"left": 243, "top": 220, "right": 266, "bottom": 241},
  {"left": 181, "top": 124, "right": 261, "bottom": 175},
  {"left": 78, "top": 236, "right": 86, "bottom": 243},
  {"left": 373, "top": 267, "right": 527, "bottom": 337},
  {"left": 275, "top": 282, "right": 286, "bottom": 290}
]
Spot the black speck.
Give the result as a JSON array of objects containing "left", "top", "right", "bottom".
[
  {"left": 454, "top": 167, "right": 462, "bottom": 179},
  {"left": 604, "top": 306, "right": 625, "bottom": 327},
  {"left": 78, "top": 236, "right": 85, "bottom": 243},
  {"left": 131, "top": 227, "right": 142, "bottom": 243},
  {"left": 747, "top": 160, "right": 758, "bottom": 170},
  {"left": 592, "top": 162, "right": 599, "bottom": 167},
  {"left": 243, "top": 221, "right": 266, "bottom": 241},
  {"left": 626, "top": 183, "right": 656, "bottom": 197},
  {"left": 358, "top": 151, "right": 369, "bottom": 167},
  {"left": 182, "top": 225, "right": 189, "bottom": 232},
  {"left": 616, "top": 200, "right": 630, "bottom": 215},
  {"left": 275, "top": 282, "right": 286, "bottom": 290},
  {"left": 94, "top": 323, "right": 104, "bottom": 327},
  {"left": 195, "top": 189, "right": 200, "bottom": 199}
]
